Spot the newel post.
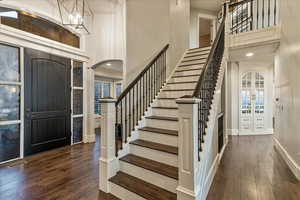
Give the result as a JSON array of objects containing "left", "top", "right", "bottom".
[
  {"left": 176, "top": 97, "right": 201, "bottom": 200},
  {"left": 99, "top": 98, "right": 117, "bottom": 193}
]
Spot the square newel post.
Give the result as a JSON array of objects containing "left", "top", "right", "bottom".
[
  {"left": 99, "top": 98, "right": 117, "bottom": 193},
  {"left": 176, "top": 97, "right": 201, "bottom": 200}
]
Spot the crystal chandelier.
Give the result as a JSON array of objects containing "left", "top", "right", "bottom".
[{"left": 57, "top": 0, "right": 93, "bottom": 34}]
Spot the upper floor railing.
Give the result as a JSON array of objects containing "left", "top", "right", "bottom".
[
  {"left": 229, "top": 0, "right": 279, "bottom": 34},
  {"left": 115, "top": 45, "right": 169, "bottom": 156}
]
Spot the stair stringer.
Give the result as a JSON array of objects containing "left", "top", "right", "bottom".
[{"left": 195, "top": 58, "right": 226, "bottom": 200}]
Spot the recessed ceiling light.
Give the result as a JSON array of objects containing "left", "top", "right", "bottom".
[
  {"left": 106, "top": 63, "right": 111, "bottom": 66},
  {"left": 246, "top": 52, "right": 254, "bottom": 57}
]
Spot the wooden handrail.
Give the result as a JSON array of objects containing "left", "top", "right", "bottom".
[{"left": 116, "top": 44, "right": 169, "bottom": 104}]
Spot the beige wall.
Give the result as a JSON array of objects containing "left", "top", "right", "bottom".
[
  {"left": 274, "top": 0, "right": 300, "bottom": 167},
  {"left": 125, "top": 0, "right": 190, "bottom": 86}
]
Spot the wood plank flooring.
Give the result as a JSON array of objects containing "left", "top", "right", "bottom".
[
  {"left": 207, "top": 135, "right": 300, "bottom": 200},
  {"left": 1, "top": 134, "right": 299, "bottom": 200},
  {"left": 0, "top": 134, "right": 119, "bottom": 200}
]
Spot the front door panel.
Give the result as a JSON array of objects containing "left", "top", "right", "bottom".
[{"left": 24, "top": 48, "right": 71, "bottom": 155}]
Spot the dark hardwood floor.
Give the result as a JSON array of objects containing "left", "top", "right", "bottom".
[
  {"left": 0, "top": 134, "right": 119, "bottom": 200},
  {"left": 207, "top": 135, "right": 300, "bottom": 200},
  {"left": 1, "top": 134, "right": 299, "bottom": 200}
]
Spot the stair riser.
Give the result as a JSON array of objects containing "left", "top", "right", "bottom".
[
  {"left": 119, "top": 161, "right": 178, "bottom": 193},
  {"left": 165, "top": 83, "right": 197, "bottom": 90},
  {"left": 187, "top": 46, "right": 211, "bottom": 53},
  {"left": 130, "top": 145, "right": 178, "bottom": 167},
  {"left": 110, "top": 182, "right": 146, "bottom": 200},
  {"left": 151, "top": 108, "right": 178, "bottom": 118},
  {"left": 159, "top": 90, "right": 193, "bottom": 98},
  {"left": 186, "top": 49, "right": 210, "bottom": 56},
  {"left": 154, "top": 100, "right": 177, "bottom": 108},
  {"left": 139, "top": 130, "right": 178, "bottom": 146},
  {"left": 182, "top": 54, "right": 208, "bottom": 61},
  {"left": 171, "top": 76, "right": 200, "bottom": 82},
  {"left": 180, "top": 59, "right": 207, "bottom": 66},
  {"left": 144, "top": 118, "right": 178, "bottom": 131},
  {"left": 175, "top": 64, "right": 204, "bottom": 71},
  {"left": 174, "top": 69, "right": 202, "bottom": 76}
]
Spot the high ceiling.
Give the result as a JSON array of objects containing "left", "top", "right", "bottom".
[{"left": 191, "top": 0, "right": 223, "bottom": 12}]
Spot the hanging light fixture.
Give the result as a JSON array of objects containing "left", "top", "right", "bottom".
[{"left": 57, "top": 0, "right": 93, "bottom": 34}]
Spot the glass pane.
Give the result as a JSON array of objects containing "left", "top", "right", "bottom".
[
  {"left": 103, "top": 83, "right": 111, "bottom": 98},
  {"left": 95, "top": 102, "right": 101, "bottom": 115},
  {"left": 0, "top": 124, "right": 20, "bottom": 162},
  {"left": 116, "top": 83, "right": 122, "bottom": 98},
  {"left": 73, "top": 117, "right": 83, "bottom": 143},
  {"left": 73, "top": 61, "right": 83, "bottom": 87},
  {"left": 0, "top": 44, "right": 19, "bottom": 82},
  {"left": 73, "top": 89, "right": 83, "bottom": 115},
  {"left": 95, "top": 82, "right": 102, "bottom": 100},
  {"left": 0, "top": 85, "right": 20, "bottom": 121}
]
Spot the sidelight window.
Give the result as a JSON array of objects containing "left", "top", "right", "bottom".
[{"left": 0, "top": 43, "right": 22, "bottom": 163}]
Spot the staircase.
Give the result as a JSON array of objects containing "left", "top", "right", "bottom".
[{"left": 108, "top": 46, "right": 211, "bottom": 200}]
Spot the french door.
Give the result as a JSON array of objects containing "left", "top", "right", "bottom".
[{"left": 240, "top": 71, "right": 265, "bottom": 133}]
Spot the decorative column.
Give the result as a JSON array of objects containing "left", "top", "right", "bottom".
[
  {"left": 85, "top": 67, "right": 96, "bottom": 143},
  {"left": 176, "top": 97, "right": 201, "bottom": 200},
  {"left": 99, "top": 98, "right": 117, "bottom": 193}
]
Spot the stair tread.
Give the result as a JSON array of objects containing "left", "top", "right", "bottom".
[
  {"left": 139, "top": 126, "right": 178, "bottom": 136},
  {"left": 120, "top": 154, "right": 178, "bottom": 179},
  {"left": 181, "top": 57, "right": 207, "bottom": 63},
  {"left": 109, "top": 172, "right": 177, "bottom": 200},
  {"left": 146, "top": 116, "right": 178, "bottom": 121},
  {"left": 172, "top": 74, "right": 201, "bottom": 78},
  {"left": 152, "top": 106, "right": 178, "bottom": 110},
  {"left": 184, "top": 53, "right": 209, "bottom": 59},
  {"left": 167, "top": 81, "right": 198, "bottom": 84},
  {"left": 163, "top": 89, "right": 194, "bottom": 91},
  {"left": 130, "top": 139, "right": 178, "bottom": 155},
  {"left": 178, "top": 63, "right": 206, "bottom": 67},
  {"left": 177, "top": 63, "right": 206, "bottom": 68},
  {"left": 175, "top": 69, "right": 202, "bottom": 73}
]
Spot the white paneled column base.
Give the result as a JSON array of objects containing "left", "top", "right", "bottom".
[
  {"left": 99, "top": 99, "right": 118, "bottom": 193},
  {"left": 176, "top": 97, "right": 201, "bottom": 200}
]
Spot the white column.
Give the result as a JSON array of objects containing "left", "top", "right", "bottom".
[
  {"left": 176, "top": 97, "right": 201, "bottom": 200},
  {"left": 85, "top": 68, "right": 96, "bottom": 143},
  {"left": 99, "top": 98, "right": 118, "bottom": 193}
]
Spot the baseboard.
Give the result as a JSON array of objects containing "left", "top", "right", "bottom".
[
  {"left": 226, "top": 129, "right": 239, "bottom": 135},
  {"left": 227, "top": 129, "right": 274, "bottom": 136},
  {"left": 274, "top": 137, "right": 300, "bottom": 181},
  {"left": 200, "top": 154, "right": 219, "bottom": 200}
]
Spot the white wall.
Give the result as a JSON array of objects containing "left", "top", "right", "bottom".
[
  {"left": 227, "top": 61, "right": 274, "bottom": 135},
  {"left": 125, "top": 0, "right": 190, "bottom": 85},
  {"left": 274, "top": 0, "right": 300, "bottom": 175}
]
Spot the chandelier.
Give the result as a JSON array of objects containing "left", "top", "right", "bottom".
[{"left": 57, "top": 0, "right": 93, "bottom": 34}]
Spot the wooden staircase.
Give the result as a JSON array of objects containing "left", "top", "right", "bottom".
[{"left": 108, "top": 46, "right": 211, "bottom": 200}]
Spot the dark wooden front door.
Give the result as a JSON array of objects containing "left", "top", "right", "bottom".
[{"left": 24, "top": 48, "right": 71, "bottom": 156}]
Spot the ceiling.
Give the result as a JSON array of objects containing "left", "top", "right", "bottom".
[
  {"left": 92, "top": 59, "right": 123, "bottom": 73},
  {"left": 191, "top": 0, "right": 223, "bottom": 12},
  {"left": 229, "top": 43, "right": 279, "bottom": 65}
]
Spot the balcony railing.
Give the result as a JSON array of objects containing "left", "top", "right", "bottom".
[{"left": 229, "top": 0, "right": 279, "bottom": 34}]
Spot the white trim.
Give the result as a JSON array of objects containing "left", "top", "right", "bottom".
[
  {"left": 0, "top": 120, "right": 21, "bottom": 125},
  {"left": 20, "top": 47, "right": 24, "bottom": 159},
  {"left": 0, "top": 81, "right": 21, "bottom": 85},
  {"left": 0, "top": 24, "right": 88, "bottom": 62},
  {"left": 72, "top": 114, "right": 84, "bottom": 118},
  {"left": 73, "top": 87, "right": 84, "bottom": 90},
  {"left": 274, "top": 137, "right": 300, "bottom": 181}
]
